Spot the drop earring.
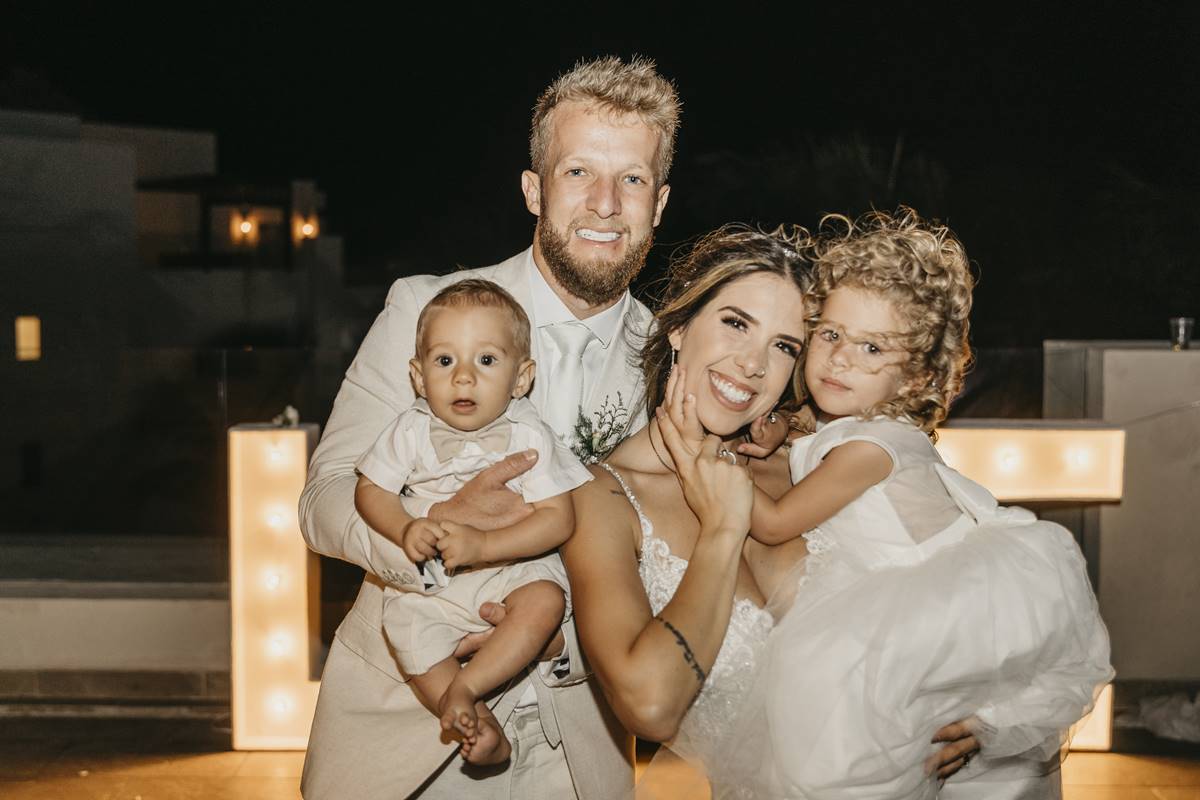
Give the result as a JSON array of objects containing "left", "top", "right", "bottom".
[{"left": 670, "top": 348, "right": 677, "bottom": 369}]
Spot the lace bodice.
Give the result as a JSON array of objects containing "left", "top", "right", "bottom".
[{"left": 600, "top": 464, "right": 774, "bottom": 765}]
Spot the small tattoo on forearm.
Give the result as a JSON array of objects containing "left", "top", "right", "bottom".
[{"left": 655, "top": 615, "right": 707, "bottom": 684}]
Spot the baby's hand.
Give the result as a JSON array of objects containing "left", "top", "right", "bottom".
[
  {"left": 738, "top": 411, "right": 789, "bottom": 459},
  {"left": 437, "top": 522, "right": 487, "bottom": 571},
  {"left": 402, "top": 518, "right": 445, "bottom": 564}
]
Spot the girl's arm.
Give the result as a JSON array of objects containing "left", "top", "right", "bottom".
[
  {"left": 436, "top": 492, "right": 574, "bottom": 571},
  {"left": 750, "top": 440, "right": 893, "bottom": 544}
]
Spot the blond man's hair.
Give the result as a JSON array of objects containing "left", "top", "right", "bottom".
[
  {"left": 530, "top": 55, "right": 681, "bottom": 186},
  {"left": 414, "top": 279, "right": 531, "bottom": 358}
]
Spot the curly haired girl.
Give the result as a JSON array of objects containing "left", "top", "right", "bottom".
[{"left": 719, "top": 208, "right": 1113, "bottom": 799}]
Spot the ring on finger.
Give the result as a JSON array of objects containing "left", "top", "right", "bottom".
[
  {"left": 716, "top": 448, "right": 738, "bottom": 465},
  {"left": 962, "top": 752, "right": 974, "bottom": 767}
]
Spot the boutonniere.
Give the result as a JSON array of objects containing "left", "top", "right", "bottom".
[{"left": 571, "top": 393, "right": 631, "bottom": 464}]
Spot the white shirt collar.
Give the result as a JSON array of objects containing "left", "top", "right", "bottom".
[{"left": 526, "top": 249, "right": 629, "bottom": 348}]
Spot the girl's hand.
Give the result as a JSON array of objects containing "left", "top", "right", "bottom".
[
  {"left": 656, "top": 367, "right": 754, "bottom": 538},
  {"left": 737, "top": 411, "right": 789, "bottom": 459}
]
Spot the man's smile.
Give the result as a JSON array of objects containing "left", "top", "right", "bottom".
[{"left": 575, "top": 228, "right": 623, "bottom": 243}]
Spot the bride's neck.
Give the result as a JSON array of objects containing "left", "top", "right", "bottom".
[{"left": 626, "top": 418, "right": 745, "bottom": 475}]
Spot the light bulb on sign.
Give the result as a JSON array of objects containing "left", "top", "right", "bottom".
[
  {"left": 996, "top": 447, "right": 1021, "bottom": 474},
  {"left": 300, "top": 222, "right": 315, "bottom": 238},
  {"left": 265, "top": 506, "right": 290, "bottom": 531},
  {"left": 266, "top": 631, "right": 291, "bottom": 658},
  {"left": 239, "top": 219, "right": 254, "bottom": 235},
  {"left": 1065, "top": 447, "right": 1093, "bottom": 471},
  {"left": 263, "top": 571, "right": 282, "bottom": 591},
  {"left": 267, "top": 691, "right": 294, "bottom": 718},
  {"left": 267, "top": 446, "right": 285, "bottom": 466}
]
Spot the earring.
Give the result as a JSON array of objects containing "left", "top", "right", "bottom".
[{"left": 670, "top": 348, "right": 677, "bottom": 369}]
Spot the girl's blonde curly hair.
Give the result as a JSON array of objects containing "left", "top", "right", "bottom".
[{"left": 809, "top": 207, "right": 974, "bottom": 435}]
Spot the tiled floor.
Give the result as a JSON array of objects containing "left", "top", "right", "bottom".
[
  {"left": 1062, "top": 754, "right": 1200, "bottom": 799},
  {"left": 0, "top": 716, "right": 302, "bottom": 799},
  {"left": 2, "top": 717, "right": 1198, "bottom": 799}
]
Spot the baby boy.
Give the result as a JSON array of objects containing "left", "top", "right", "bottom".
[{"left": 354, "top": 279, "right": 591, "bottom": 764}]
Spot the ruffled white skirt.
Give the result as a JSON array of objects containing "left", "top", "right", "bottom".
[{"left": 708, "top": 511, "right": 1112, "bottom": 799}]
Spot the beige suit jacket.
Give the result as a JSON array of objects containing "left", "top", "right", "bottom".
[{"left": 299, "top": 249, "right": 650, "bottom": 799}]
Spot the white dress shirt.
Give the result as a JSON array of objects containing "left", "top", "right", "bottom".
[{"left": 527, "top": 252, "right": 630, "bottom": 425}]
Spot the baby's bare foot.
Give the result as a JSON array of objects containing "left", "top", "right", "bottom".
[
  {"left": 438, "top": 679, "right": 479, "bottom": 738},
  {"left": 462, "top": 703, "right": 511, "bottom": 765},
  {"left": 456, "top": 721, "right": 478, "bottom": 758}
]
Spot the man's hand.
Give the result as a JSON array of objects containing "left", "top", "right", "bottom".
[
  {"left": 438, "top": 521, "right": 488, "bottom": 571},
  {"left": 428, "top": 450, "right": 537, "bottom": 530},
  {"left": 926, "top": 720, "right": 981, "bottom": 779},
  {"left": 453, "top": 601, "right": 505, "bottom": 660},
  {"left": 401, "top": 518, "right": 445, "bottom": 563},
  {"left": 737, "top": 412, "right": 789, "bottom": 459}
]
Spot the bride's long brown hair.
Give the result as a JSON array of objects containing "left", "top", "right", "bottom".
[{"left": 641, "top": 224, "right": 816, "bottom": 421}]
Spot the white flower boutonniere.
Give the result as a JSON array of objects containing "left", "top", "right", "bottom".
[{"left": 570, "top": 393, "right": 631, "bottom": 464}]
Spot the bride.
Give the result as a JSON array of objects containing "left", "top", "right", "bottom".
[{"left": 563, "top": 225, "right": 980, "bottom": 798}]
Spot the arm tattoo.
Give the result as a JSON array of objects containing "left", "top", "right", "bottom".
[{"left": 655, "top": 615, "right": 707, "bottom": 684}]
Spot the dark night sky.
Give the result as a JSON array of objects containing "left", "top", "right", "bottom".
[{"left": 5, "top": 2, "right": 1200, "bottom": 346}]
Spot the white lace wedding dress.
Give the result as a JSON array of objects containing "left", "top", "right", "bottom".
[{"left": 601, "top": 465, "right": 773, "bottom": 799}]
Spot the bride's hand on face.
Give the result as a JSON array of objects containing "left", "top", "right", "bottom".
[
  {"left": 663, "top": 364, "right": 706, "bottom": 446},
  {"left": 656, "top": 366, "right": 754, "bottom": 539}
]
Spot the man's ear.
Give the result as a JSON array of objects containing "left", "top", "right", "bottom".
[
  {"left": 409, "top": 358, "right": 426, "bottom": 398},
  {"left": 521, "top": 170, "right": 542, "bottom": 217},
  {"left": 652, "top": 183, "right": 671, "bottom": 228},
  {"left": 512, "top": 358, "right": 536, "bottom": 398}
]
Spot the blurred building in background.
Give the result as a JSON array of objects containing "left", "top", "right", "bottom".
[
  {"left": 0, "top": 108, "right": 376, "bottom": 713},
  {"left": 0, "top": 107, "right": 383, "bottom": 537}
]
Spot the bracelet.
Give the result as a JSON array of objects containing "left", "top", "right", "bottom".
[{"left": 655, "top": 615, "right": 707, "bottom": 684}]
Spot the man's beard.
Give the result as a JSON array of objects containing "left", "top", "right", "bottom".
[{"left": 537, "top": 219, "right": 653, "bottom": 306}]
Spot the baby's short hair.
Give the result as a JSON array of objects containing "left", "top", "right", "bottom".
[{"left": 414, "top": 279, "right": 532, "bottom": 358}]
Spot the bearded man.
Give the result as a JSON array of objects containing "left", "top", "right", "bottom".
[{"left": 299, "top": 55, "right": 677, "bottom": 800}]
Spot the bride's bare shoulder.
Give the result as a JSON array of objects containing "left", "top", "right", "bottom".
[{"left": 573, "top": 461, "right": 638, "bottom": 520}]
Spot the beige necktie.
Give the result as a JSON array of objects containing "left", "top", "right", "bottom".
[{"left": 544, "top": 321, "right": 595, "bottom": 439}]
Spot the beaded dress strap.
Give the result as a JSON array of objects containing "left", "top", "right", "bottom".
[{"left": 597, "top": 463, "right": 652, "bottom": 534}]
